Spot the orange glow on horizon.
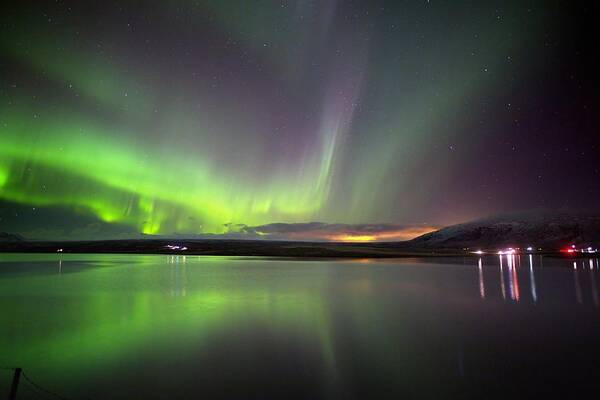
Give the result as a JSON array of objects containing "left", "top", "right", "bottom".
[
  {"left": 330, "top": 234, "right": 378, "bottom": 242},
  {"left": 327, "top": 226, "right": 437, "bottom": 242},
  {"left": 254, "top": 225, "right": 438, "bottom": 242}
]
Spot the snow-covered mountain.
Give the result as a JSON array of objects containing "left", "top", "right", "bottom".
[{"left": 409, "top": 211, "right": 600, "bottom": 249}]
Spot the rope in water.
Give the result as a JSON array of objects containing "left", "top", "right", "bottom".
[{"left": 1, "top": 367, "right": 73, "bottom": 400}]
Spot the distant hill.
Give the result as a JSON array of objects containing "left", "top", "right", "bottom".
[
  {"left": 408, "top": 211, "right": 600, "bottom": 250},
  {"left": 0, "top": 232, "right": 25, "bottom": 242}
]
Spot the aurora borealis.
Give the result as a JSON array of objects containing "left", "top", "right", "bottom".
[{"left": 1, "top": 1, "right": 599, "bottom": 240}]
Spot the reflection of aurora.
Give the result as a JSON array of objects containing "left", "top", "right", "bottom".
[
  {"left": 2, "top": 254, "right": 600, "bottom": 397},
  {"left": 0, "top": 255, "right": 340, "bottom": 392}
]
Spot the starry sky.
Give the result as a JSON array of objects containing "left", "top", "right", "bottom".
[{"left": 0, "top": 0, "right": 598, "bottom": 241}]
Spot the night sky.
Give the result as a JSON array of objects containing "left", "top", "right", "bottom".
[{"left": 0, "top": 1, "right": 598, "bottom": 240}]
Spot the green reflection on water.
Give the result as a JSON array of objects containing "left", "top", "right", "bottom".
[
  {"left": 0, "top": 254, "right": 338, "bottom": 395},
  {"left": 4, "top": 254, "right": 596, "bottom": 398}
]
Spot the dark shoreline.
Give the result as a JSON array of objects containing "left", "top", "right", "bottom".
[
  {"left": 0, "top": 239, "right": 582, "bottom": 259},
  {"left": 0, "top": 239, "right": 447, "bottom": 258}
]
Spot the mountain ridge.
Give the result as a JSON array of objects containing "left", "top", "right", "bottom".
[{"left": 408, "top": 211, "right": 600, "bottom": 249}]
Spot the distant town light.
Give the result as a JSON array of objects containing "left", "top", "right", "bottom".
[
  {"left": 497, "top": 248, "right": 517, "bottom": 255},
  {"left": 562, "top": 246, "right": 598, "bottom": 254},
  {"left": 165, "top": 244, "right": 187, "bottom": 251}
]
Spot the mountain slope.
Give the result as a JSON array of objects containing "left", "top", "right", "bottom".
[{"left": 408, "top": 211, "right": 600, "bottom": 249}]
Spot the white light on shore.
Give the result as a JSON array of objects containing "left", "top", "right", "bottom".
[{"left": 166, "top": 244, "right": 188, "bottom": 251}]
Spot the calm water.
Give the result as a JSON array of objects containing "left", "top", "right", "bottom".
[{"left": 1, "top": 254, "right": 600, "bottom": 399}]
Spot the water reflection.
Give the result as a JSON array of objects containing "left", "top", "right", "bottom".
[
  {"left": 574, "top": 262, "right": 583, "bottom": 304},
  {"left": 499, "top": 255, "right": 506, "bottom": 300},
  {"left": 2, "top": 254, "right": 600, "bottom": 399},
  {"left": 476, "top": 255, "right": 600, "bottom": 306},
  {"left": 496, "top": 254, "right": 521, "bottom": 302},
  {"left": 168, "top": 255, "right": 187, "bottom": 297},
  {"left": 529, "top": 254, "right": 537, "bottom": 303},
  {"left": 591, "top": 266, "right": 599, "bottom": 307},
  {"left": 478, "top": 258, "right": 485, "bottom": 299},
  {"left": 507, "top": 254, "right": 520, "bottom": 301}
]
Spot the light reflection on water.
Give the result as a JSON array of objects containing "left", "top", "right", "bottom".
[
  {"left": 1, "top": 253, "right": 600, "bottom": 399},
  {"left": 475, "top": 254, "right": 600, "bottom": 306}
]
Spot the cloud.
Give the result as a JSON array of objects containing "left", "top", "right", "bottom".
[
  {"left": 15, "top": 217, "right": 436, "bottom": 242},
  {"left": 235, "top": 222, "right": 437, "bottom": 242}
]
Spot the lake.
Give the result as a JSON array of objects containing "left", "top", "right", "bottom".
[{"left": 1, "top": 253, "right": 600, "bottom": 399}]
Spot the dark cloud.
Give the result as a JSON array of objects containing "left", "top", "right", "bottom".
[
  {"left": 237, "top": 222, "right": 436, "bottom": 242},
  {"left": 1, "top": 198, "right": 435, "bottom": 241}
]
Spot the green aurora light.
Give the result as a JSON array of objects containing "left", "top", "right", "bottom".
[{"left": 0, "top": 1, "right": 559, "bottom": 238}]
